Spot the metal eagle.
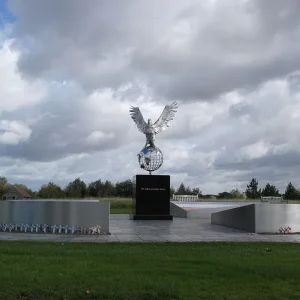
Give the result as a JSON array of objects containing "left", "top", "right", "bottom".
[{"left": 129, "top": 101, "right": 178, "bottom": 147}]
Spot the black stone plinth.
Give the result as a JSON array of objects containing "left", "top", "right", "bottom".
[{"left": 132, "top": 175, "right": 173, "bottom": 220}]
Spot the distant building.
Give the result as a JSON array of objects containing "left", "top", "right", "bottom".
[{"left": 2, "top": 186, "right": 32, "bottom": 200}]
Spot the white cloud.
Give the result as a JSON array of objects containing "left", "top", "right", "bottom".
[
  {"left": 85, "top": 131, "right": 115, "bottom": 146},
  {"left": 240, "top": 141, "right": 270, "bottom": 160},
  {"left": 0, "top": 120, "right": 31, "bottom": 145},
  {"left": 0, "top": 39, "right": 46, "bottom": 113}
]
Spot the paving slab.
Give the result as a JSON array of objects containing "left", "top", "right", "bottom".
[
  {"left": 0, "top": 214, "right": 299, "bottom": 243},
  {"left": 95, "top": 237, "right": 119, "bottom": 243},
  {"left": 116, "top": 235, "right": 143, "bottom": 242},
  {"left": 138, "top": 234, "right": 166, "bottom": 242},
  {"left": 70, "top": 236, "right": 98, "bottom": 242},
  {"left": 158, "top": 234, "right": 190, "bottom": 242}
]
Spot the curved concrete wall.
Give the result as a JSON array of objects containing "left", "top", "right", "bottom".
[
  {"left": 0, "top": 200, "right": 110, "bottom": 233},
  {"left": 255, "top": 204, "right": 300, "bottom": 233}
]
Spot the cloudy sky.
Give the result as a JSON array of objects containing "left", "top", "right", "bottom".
[{"left": 0, "top": 0, "right": 300, "bottom": 193}]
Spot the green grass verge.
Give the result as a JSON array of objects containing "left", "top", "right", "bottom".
[
  {"left": 0, "top": 242, "right": 299, "bottom": 299},
  {"left": 107, "top": 198, "right": 132, "bottom": 214},
  {"left": 110, "top": 207, "right": 132, "bottom": 214}
]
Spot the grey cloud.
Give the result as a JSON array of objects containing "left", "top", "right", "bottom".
[
  {"left": 8, "top": 0, "right": 300, "bottom": 100},
  {"left": 228, "top": 103, "right": 256, "bottom": 118},
  {"left": 287, "top": 72, "right": 300, "bottom": 93},
  {"left": 215, "top": 151, "right": 300, "bottom": 172},
  {"left": 0, "top": 83, "right": 131, "bottom": 161},
  {"left": 9, "top": 0, "right": 137, "bottom": 90},
  {"left": 132, "top": 55, "right": 300, "bottom": 101},
  {"left": 131, "top": 0, "right": 300, "bottom": 100}
]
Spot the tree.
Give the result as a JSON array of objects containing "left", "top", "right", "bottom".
[
  {"left": 230, "top": 189, "right": 244, "bottom": 199},
  {"left": 115, "top": 180, "right": 132, "bottom": 197},
  {"left": 217, "top": 191, "right": 232, "bottom": 199},
  {"left": 185, "top": 186, "right": 192, "bottom": 195},
  {"left": 38, "top": 182, "right": 65, "bottom": 199},
  {"left": 88, "top": 180, "right": 103, "bottom": 197},
  {"left": 245, "top": 178, "right": 261, "bottom": 199},
  {"left": 284, "top": 182, "right": 300, "bottom": 200},
  {"left": 176, "top": 183, "right": 186, "bottom": 194},
  {"left": 102, "top": 180, "right": 115, "bottom": 197},
  {"left": 192, "top": 188, "right": 201, "bottom": 196},
  {"left": 0, "top": 177, "right": 8, "bottom": 199},
  {"left": 261, "top": 183, "right": 280, "bottom": 197},
  {"left": 65, "top": 178, "right": 87, "bottom": 198},
  {"left": 174, "top": 184, "right": 201, "bottom": 196}
]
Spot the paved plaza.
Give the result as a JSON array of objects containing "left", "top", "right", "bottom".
[{"left": 0, "top": 214, "right": 300, "bottom": 243}]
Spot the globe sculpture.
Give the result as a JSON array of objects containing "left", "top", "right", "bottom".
[
  {"left": 129, "top": 102, "right": 178, "bottom": 175},
  {"left": 138, "top": 146, "right": 163, "bottom": 175}
]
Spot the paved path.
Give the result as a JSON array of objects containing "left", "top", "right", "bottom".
[{"left": 0, "top": 215, "right": 300, "bottom": 243}]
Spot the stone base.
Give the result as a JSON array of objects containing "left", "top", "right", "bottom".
[
  {"left": 132, "top": 214, "right": 173, "bottom": 220},
  {"left": 132, "top": 175, "right": 173, "bottom": 220}
]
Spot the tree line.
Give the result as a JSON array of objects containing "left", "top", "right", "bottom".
[
  {"left": 173, "top": 178, "right": 300, "bottom": 200},
  {"left": 0, "top": 177, "right": 201, "bottom": 199},
  {"left": 1, "top": 176, "right": 300, "bottom": 200},
  {"left": 245, "top": 178, "right": 300, "bottom": 200},
  {"left": 0, "top": 177, "right": 133, "bottom": 199}
]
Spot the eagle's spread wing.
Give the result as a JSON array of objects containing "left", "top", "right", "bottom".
[
  {"left": 129, "top": 106, "right": 147, "bottom": 134},
  {"left": 153, "top": 101, "right": 178, "bottom": 134}
]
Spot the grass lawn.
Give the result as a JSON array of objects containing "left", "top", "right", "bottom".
[
  {"left": 0, "top": 242, "right": 299, "bottom": 300},
  {"left": 110, "top": 207, "right": 132, "bottom": 214},
  {"left": 104, "top": 198, "right": 133, "bottom": 214}
]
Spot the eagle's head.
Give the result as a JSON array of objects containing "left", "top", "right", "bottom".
[{"left": 148, "top": 119, "right": 152, "bottom": 126}]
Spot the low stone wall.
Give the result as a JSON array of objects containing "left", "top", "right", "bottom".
[
  {"left": 211, "top": 204, "right": 256, "bottom": 232},
  {"left": 211, "top": 203, "right": 300, "bottom": 233},
  {"left": 0, "top": 200, "right": 110, "bottom": 233},
  {"left": 170, "top": 202, "right": 187, "bottom": 218},
  {"left": 170, "top": 202, "right": 251, "bottom": 219}
]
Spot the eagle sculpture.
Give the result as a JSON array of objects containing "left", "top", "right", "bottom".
[{"left": 129, "top": 101, "right": 178, "bottom": 148}]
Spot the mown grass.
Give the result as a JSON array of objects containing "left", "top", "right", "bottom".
[
  {"left": 0, "top": 242, "right": 299, "bottom": 299},
  {"left": 103, "top": 198, "right": 133, "bottom": 214},
  {"left": 110, "top": 207, "right": 132, "bottom": 214}
]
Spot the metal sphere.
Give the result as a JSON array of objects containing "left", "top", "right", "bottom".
[{"left": 137, "top": 146, "right": 163, "bottom": 173}]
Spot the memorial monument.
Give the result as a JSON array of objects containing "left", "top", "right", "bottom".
[{"left": 129, "top": 102, "right": 178, "bottom": 220}]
